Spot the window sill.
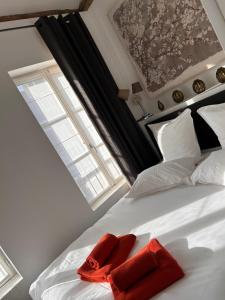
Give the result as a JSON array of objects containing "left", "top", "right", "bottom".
[
  {"left": 91, "top": 179, "right": 130, "bottom": 211},
  {"left": 0, "top": 247, "right": 23, "bottom": 299},
  {"left": 0, "top": 273, "right": 23, "bottom": 299}
]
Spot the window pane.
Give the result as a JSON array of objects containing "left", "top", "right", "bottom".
[
  {"left": 106, "top": 159, "right": 122, "bottom": 180},
  {"left": 64, "top": 87, "right": 81, "bottom": 110},
  {"left": 44, "top": 118, "right": 78, "bottom": 146},
  {"left": 87, "top": 126, "right": 103, "bottom": 147},
  {"left": 55, "top": 135, "right": 88, "bottom": 166},
  {"left": 77, "top": 110, "right": 103, "bottom": 146},
  {"left": 18, "top": 79, "right": 66, "bottom": 125},
  {"left": 57, "top": 74, "right": 70, "bottom": 89},
  {"left": 18, "top": 78, "right": 52, "bottom": 102},
  {"left": 97, "top": 145, "right": 111, "bottom": 161},
  {"left": 44, "top": 118, "right": 88, "bottom": 165},
  {"left": 28, "top": 94, "right": 66, "bottom": 125},
  {"left": 96, "top": 145, "right": 121, "bottom": 180},
  {"left": 52, "top": 74, "right": 82, "bottom": 110},
  {"left": 77, "top": 110, "right": 92, "bottom": 127},
  {"left": 68, "top": 155, "right": 109, "bottom": 202}
]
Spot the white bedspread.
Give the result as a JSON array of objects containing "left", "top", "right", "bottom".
[{"left": 30, "top": 184, "right": 225, "bottom": 300}]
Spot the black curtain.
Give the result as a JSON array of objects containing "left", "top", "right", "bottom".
[{"left": 35, "top": 13, "right": 160, "bottom": 184}]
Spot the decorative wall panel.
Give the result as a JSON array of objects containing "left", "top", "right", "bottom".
[{"left": 111, "top": 0, "right": 224, "bottom": 96}]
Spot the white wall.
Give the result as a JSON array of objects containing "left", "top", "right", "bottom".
[
  {"left": 202, "top": 0, "right": 225, "bottom": 50},
  {"left": 0, "top": 25, "right": 128, "bottom": 300},
  {"left": 82, "top": 0, "right": 225, "bottom": 119},
  {"left": 81, "top": 0, "right": 149, "bottom": 120}
]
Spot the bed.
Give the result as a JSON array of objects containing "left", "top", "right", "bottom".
[
  {"left": 30, "top": 88, "right": 225, "bottom": 300},
  {"left": 30, "top": 184, "right": 225, "bottom": 299}
]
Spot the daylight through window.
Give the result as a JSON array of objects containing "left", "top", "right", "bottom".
[{"left": 14, "top": 65, "right": 125, "bottom": 205}]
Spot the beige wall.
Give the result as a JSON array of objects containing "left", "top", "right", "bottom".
[{"left": 0, "top": 25, "right": 128, "bottom": 300}]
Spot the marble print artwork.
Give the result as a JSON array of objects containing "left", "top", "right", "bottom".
[{"left": 112, "top": 0, "right": 223, "bottom": 94}]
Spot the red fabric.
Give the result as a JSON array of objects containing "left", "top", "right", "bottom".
[
  {"left": 109, "top": 243, "right": 158, "bottom": 291},
  {"left": 77, "top": 234, "right": 136, "bottom": 283},
  {"left": 86, "top": 233, "right": 118, "bottom": 270},
  {"left": 109, "top": 239, "right": 184, "bottom": 300}
]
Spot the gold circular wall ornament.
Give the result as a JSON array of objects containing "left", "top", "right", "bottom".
[
  {"left": 172, "top": 90, "right": 184, "bottom": 103},
  {"left": 192, "top": 79, "right": 206, "bottom": 94},
  {"left": 216, "top": 67, "right": 225, "bottom": 83}
]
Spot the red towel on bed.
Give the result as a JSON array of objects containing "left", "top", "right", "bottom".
[
  {"left": 109, "top": 239, "right": 184, "bottom": 300},
  {"left": 108, "top": 243, "right": 158, "bottom": 291},
  {"left": 77, "top": 234, "right": 136, "bottom": 282},
  {"left": 86, "top": 233, "right": 118, "bottom": 270}
]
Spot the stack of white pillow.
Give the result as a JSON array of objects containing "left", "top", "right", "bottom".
[{"left": 126, "top": 104, "right": 225, "bottom": 199}]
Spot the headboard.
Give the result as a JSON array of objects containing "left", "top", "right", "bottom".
[{"left": 145, "top": 88, "right": 225, "bottom": 158}]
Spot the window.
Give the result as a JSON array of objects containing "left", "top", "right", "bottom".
[
  {"left": 0, "top": 247, "right": 22, "bottom": 298},
  {"left": 13, "top": 65, "right": 125, "bottom": 206}
]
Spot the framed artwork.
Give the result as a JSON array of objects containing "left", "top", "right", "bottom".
[{"left": 109, "top": 0, "right": 225, "bottom": 97}]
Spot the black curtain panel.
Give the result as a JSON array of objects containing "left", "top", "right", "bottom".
[{"left": 35, "top": 13, "right": 160, "bottom": 183}]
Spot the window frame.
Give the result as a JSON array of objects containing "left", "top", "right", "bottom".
[
  {"left": 13, "top": 65, "right": 126, "bottom": 206},
  {"left": 45, "top": 68, "right": 117, "bottom": 186},
  {"left": 0, "top": 247, "right": 23, "bottom": 299}
]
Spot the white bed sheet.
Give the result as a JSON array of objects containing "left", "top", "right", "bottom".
[{"left": 30, "top": 184, "right": 225, "bottom": 300}]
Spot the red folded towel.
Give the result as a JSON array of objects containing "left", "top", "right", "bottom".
[
  {"left": 109, "top": 243, "right": 158, "bottom": 291},
  {"left": 110, "top": 239, "right": 184, "bottom": 300},
  {"left": 77, "top": 234, "right": 136, "bottom": 283},
  {"left": 86, "top": 233, "right": 118, "bottom": 270}
]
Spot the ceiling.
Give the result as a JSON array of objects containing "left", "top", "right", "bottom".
[{"left": 0, "top": 0, "right": 81, "bottom": 16}]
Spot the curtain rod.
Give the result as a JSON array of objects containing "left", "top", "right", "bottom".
[
  {"left": 0, "top": 25, "right": 36, "bottom": 32},
  {"left": 0, "top": 9, "right": 78, "bottom": 22},
  {"left": 0, "top": 9, "right": 78, "bottom": 32}
]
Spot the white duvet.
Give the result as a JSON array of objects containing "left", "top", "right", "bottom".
[{"left": 30, "top": 184, "right": 225, "bottom": 300}]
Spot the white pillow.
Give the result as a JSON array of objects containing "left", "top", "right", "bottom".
[
  {"left": 197, "top": 103, "right": 225, "bottom": 148},
  {"left": 126, "top": 157, "right": 196, "bottom": 199},
  {"left": 191, "top": 149, "right": 225, "bottom": 186},
  {"left": 148, "top": 109, "right": 201, "bottom": 162}
]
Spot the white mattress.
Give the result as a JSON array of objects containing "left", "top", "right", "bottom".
[{"left": 30, "top": 184, "right": 225, "bottom": 300}]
